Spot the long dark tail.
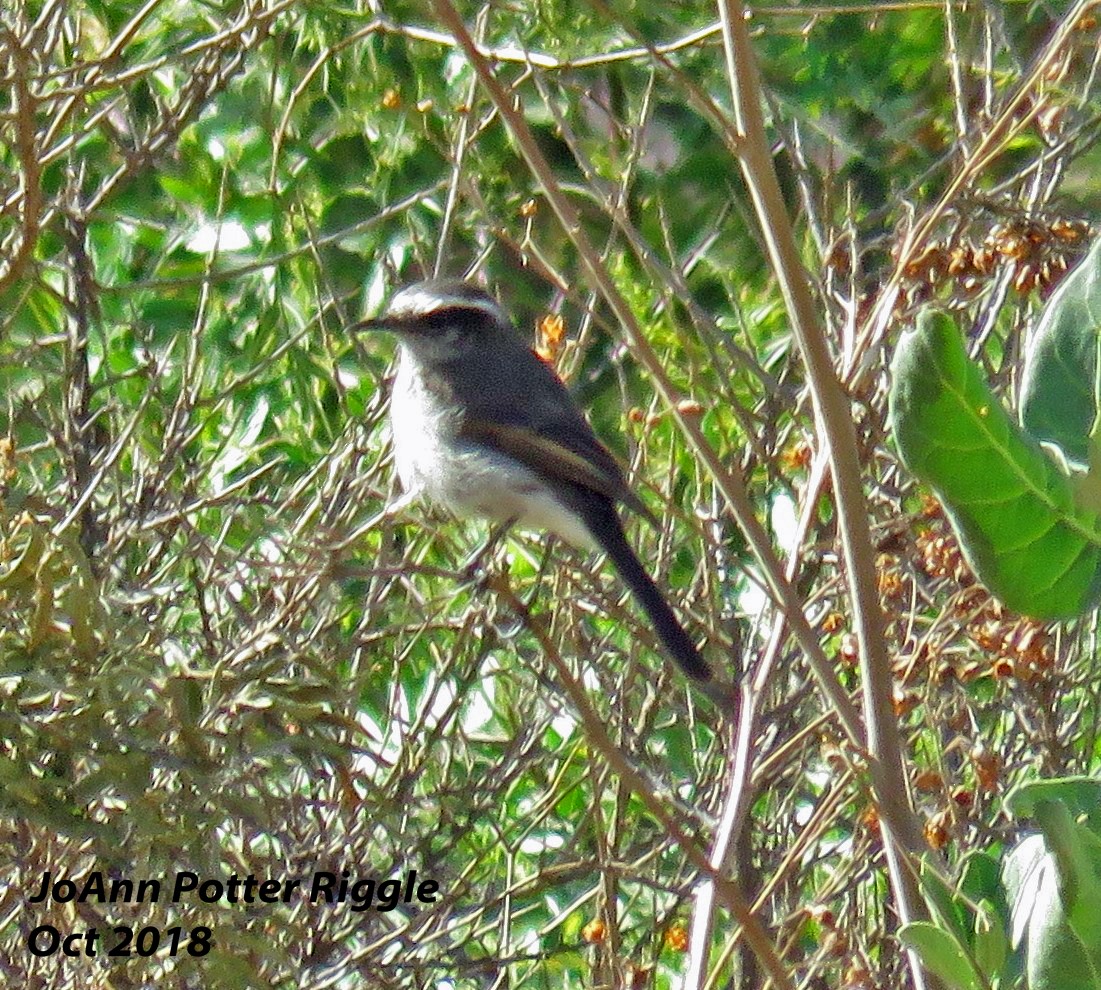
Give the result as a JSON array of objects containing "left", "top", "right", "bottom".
[{"left": 576, "top": 496, "right": 713, "bottom": 683}]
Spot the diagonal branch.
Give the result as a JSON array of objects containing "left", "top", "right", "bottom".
[{"left": 714, "top": 0, "right": 929, "bottom": 983}]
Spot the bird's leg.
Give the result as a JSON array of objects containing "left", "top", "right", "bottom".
[
  {"left": 458, "top": 518, "right": 517, "bottom": 585},
  {"left": 462, "top": 528, "right": 565, "bottom": 641},
  {"left": 525, "top": 536, "right": 558, "bottom": 609},
  {"left": 331, "top": 490, "right": 421, "bottom": 554}
]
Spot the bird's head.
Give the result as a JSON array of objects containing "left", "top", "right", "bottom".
[{"left": 354, "top": 279, "right": 513, "bottom": 364}]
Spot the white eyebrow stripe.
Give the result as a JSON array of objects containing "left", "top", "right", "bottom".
[{"left": 386, "top": 286, "right": 504, "bottom": 321}]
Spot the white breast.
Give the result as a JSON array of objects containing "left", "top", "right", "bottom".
[
  {"left": 388, "top": 346, "right": 595, "bottom": 548},
  {"left": 388, "top": 349, "right": 454, "bottom": 499}
]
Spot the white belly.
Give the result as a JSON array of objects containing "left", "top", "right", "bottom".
[{"left": 389, "top": 349, "right": 594, "bottom": 548}]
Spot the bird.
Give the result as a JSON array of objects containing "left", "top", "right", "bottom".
[{"left": 354, "top": 278, "right": 716, "bottom": 691}]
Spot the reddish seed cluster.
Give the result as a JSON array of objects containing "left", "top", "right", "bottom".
[
  {"left": 971, "top": 748, "right": 1002, "bottom": 792},
  {"left": 895, "top": 214, "right": 1090, "bottom": 301},
  {"left": 535, "top": 313, "right": 567, "bottom": 366},
  {"left": 842, "top": 962, "right": 875, "bottom": 989},
  {"left": 838, "top": 632, "right": 860, "bottom": 667},
  {"left": 951, "top": 785, "right": 975, "bottom": 810},
  {"left": 805, "top": 904, "right": 847, "bottom": 959},
  {"left": 663, "top": 925, "right": 689, "bottom": 953},
  {"left": 914, "top": 528, "right": 972, "bottom": 584},
  {"left": 919, "top": 493, "right": 942, "bottom": 519},
  {"left": 973, "top": 617, "right": 1054, "bottom": 680},
  {"left": 923, "top": 808, "right": 954, "bottom": 850},
  {"left": 581, "top": 918, "right": 606, "bottom": 944},
  {"left": 779, "top": 438, "right": 813, "bottom": 472},
  {"left": 877, "top": 562, "right": 906, "bottom": 601},
  {"left": 890, "top": 688, "right": 919, "bottom": 717},
  {"left": 913, "top": 769, "right": 943, "bottom": 793},
  {"left": 806, "top": 903, "right": 837, "bottom": 930}
]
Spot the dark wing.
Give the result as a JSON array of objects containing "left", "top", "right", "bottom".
[{"left": 449, "top": 335, "right": 657, "bottom": 524}]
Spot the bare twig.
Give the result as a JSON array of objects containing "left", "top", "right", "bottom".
[{"left": 714, "top": 0, "right": 928, "bottom": 984}]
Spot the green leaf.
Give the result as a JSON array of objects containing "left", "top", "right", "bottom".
[
  {"left": 919, "top": 857, "right": 971, "bottom": 940},
  {"left": 1005, "top": 833, "right": 1101, "bottom": 990},
  {"left": 1031, "top": 801, "right": 1101, "bottom": 952},
  {"left": 1007, "top": 782, "right": 1101, "bottom": 959},
  {"left": 899, "top": 921, "right": 983, "bottom": 990},
  {"left": 962, "top": 852, "right": 1019, "bottom": 983},
  {"left": 1008, "top": 778, "right": 1101, "bottom": 820},
  {"left": 1020, "top": 238, "right": 1101, "bottom": 470},
  {"left": 973, "top": 898, "right": 1010, "bottom": 983},
  {"left": 888, "top": 310, "right": 1101, "bottom": 618},
  {"left": 961, "top": 851, "right": 1010, "bottom": 922}
]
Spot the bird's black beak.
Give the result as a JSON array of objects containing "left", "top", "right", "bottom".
[
  {"left": 350, "top": 316, "right": 387, "bottom": 334},
  {"left": 351, "top": 314, "right": 426, "bottom": 335}
]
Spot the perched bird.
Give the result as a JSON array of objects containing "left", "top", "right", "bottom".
[{"left": 356, "top": 279, "right": 716, "bottom": 691}]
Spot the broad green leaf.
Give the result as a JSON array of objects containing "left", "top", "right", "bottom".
[
  {"left": 1020, "top": 238, "right": 1101, "bottom": 470},
  {"left": 1008, "top": 782, "right": 1101, "bottom": 956},
  {"left": 913, "top": 854, "right": 1017, "bottom": 986},
  {"left": 1008, "top": 778, "right": 1101, "bottom": 820},
  {"left": 919, "top": 857, "right": 971, "bottom": 940},
  {"left": 961, "top": 851, "right": 1011, "bottom": 926},
  {"left": 962, "top": 852, "right": 1020, "bottom": 985},
  {"left": 889, "top": 311, "right": 1101, "bottom": 618},
  {"left": 1005, "top": 832, "right": 1101, "bottom": 989},
  {"left": 899, "top": 921, "right": 983, "bottom": 990},
  {"left": 973, "top": 899, "right": 1010, "bottom": 984}
]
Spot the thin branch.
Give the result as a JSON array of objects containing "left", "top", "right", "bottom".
[
  {"left": 0, "top": 27, "right": 44, "bottom": 298},
  {"left": 714, "top": 0, "right": 929, "bottom": 984}
]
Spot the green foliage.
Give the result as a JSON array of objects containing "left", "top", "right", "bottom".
[
  {"left": 1005, "top": 779, "right": 1101, "bottom": 990},
  {"left": 2, "top": 0, "right": 1100, "bottom": 986},
  {"left": 889, "top": 241, "right": 1101, "bottom": 619},
  {"left": 1020, "top": 239, "right": 1101, "bottom": 470},
  {"left": 902, "top": 852, "right": 1018, "bottom": 990},
  {"left": 904, "top": 779, "right": 1101, "bottom": 990}
]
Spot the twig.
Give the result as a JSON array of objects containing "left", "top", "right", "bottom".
[
  {"left": 714, "top": 0, "right": 929, "bottom": 985},
  {"left": 0, "top": 26, "right": 44, "bottom": 298}
]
